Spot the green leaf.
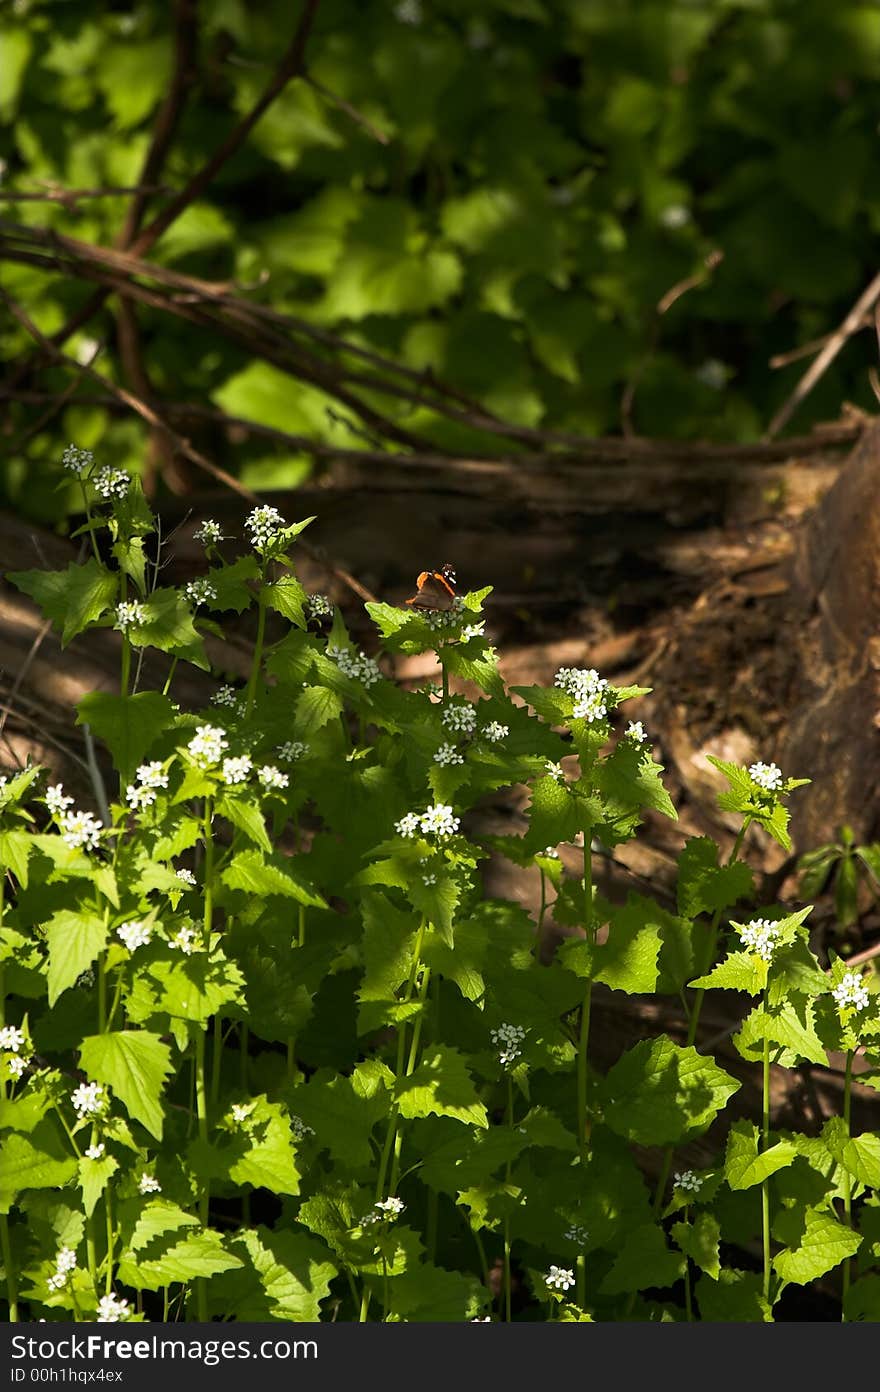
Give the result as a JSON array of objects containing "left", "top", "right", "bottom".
[
  {"left": 671, "top": 1211, "right": 721, "bottom": 1278},
  {"left": 592, "top": 894, "right": 664, "bottom": 994},
  {"left": 78, "top": 1153, "right": 119, "bottom": 1219},
  {"left": 695, "top": 1268, "right": 772, "bottom": 1322},
  {"left": 294, "top": 685, "right": 344, "bottom": 736},
  {"left": 213, "top": 1227, "right": 336, "bottom": 1321},
  {"left": 735, "top": 999, "right": 828, "bottom": 1067},
  {"left": 0, "top": 26, "right": 31, "bottom": 120},
  {"left": 76, "top": 691, "right": 174, "bottom": 782},
  {"left": 823, "top": 1118, "right": 880, "bottom": 1188},
  {"left": 523, "top": 775, "right": 579, "bottom": 851},
  {"left": 677, "top": 837, "right": 754, "bottom": 918},
  {"left": 773, "top": 1205, "right": 861, "bottom": 1285},
  {"left": 386, "top": 1262, "right": 485, "bottom": 1321},
  {"left": 596, "top": 743, "right": 677, "bottom": 822},
  {"left": 0, "top": 1121, "right": 78, "bottom": 1205},
  {"left": 688, "top": 950, "right": 767, "bottom": 996},
  {"left": 216, "top": 793, "right": 272, "bottom": 853},
  {"left": 46, "top": 910, "right": 109, "bottom": 1006},
  {"left": 222, "top": 849, "right": 327, "bottom": 908},
  {"left": 396, "top": 1045, "right": 488, "bottom": 1127},
  {"left": 125, "top": 1199, "right": 199, "bottom": 1252},
  {"left": 264, "top": 575, "right": 308, "bottom": 627},
  {"left": 599, "top": 1222, "right": 684, "bottom": 1294},
  {"left": 78, "top": 1031, "right": 173, "bottom": 1139},
  {"left": 128, "top": 588, "right": 209, "bottom": 667},
  {"left": 287, "top": 1066, "right": 391, "bottom": 1168},
  {"left": 844, "top": 1274, "right": 880, "bottom": 1322},
  {"left": 600, "top": 1038, "right": 740, "bottom": 1145},
  {"left": 205, "top": 556, "right": 260, "bottom": 613},
  {"left": 724, "top": 1120, "right": 798, "bottom": 1189},
  {"left": 228, "top": 1104, "right": 302, "bottom": 1196},
  {"left": 117, "top": 1230, "right": 242, "bottom": 1290},
  {"left": 0, "top": 829, "right": 33, "bottom": 886},
  {"left": 7, "top": 560, "right": 118, "bottom": 645}
]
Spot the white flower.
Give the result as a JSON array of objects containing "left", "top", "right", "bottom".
[
  {"left": 184, "top": 578, "right": 217, "bottom": 607},
  {"left": 114, "top": 601, "right": 147, "bottom": 632},
  {"left": 307, "top": 593, "right": 333, "bottom": 620},
  {"left": 696, "top": 358, "right": 728, "bottom": 390},
  {"left": 674, "top": 1169, "right": 703, "bottom": 1195},
  {"left": 245, "top": 505, "right": 286, "bottom": 552},
  {"left": 738, "top": 918, "right": 781, "bottom": 962},
  {"left": 483, "top": 721, "right": 508, "bottom": 743},
  {"left": 169, "top": 925, "right": 198, "bottom": 955},
  {"left": 461, "top": 622, "right": 486, "bottom": 642},
  {"left": 221, "top": 754, "right": 252, "bottom": 785},
  {"left": 93, "top": 467, "right": 131, "bottom": 500},
  {"left": 60, "top": 808, "right": 103, "bottom": 851},
  {"left": 660, "top": 203, "right": 691, "bottom": 229},
  {"left": 47, "top": 1246, "right": 78, "bottom": 1292},
  {"left": 291, "top": 1114, "right": 315, "bottom": 1141},
  {"left": 136, "top": 762, "right": 168, "bottom": 790},
  {"left": 277, "top": 740, "right": 308, "bottom": 762},
  {"left": 96, "top": 1292, "right": 131, "bottom": 1322},
  {"left": 490, "top": 1022, "right": 526, "bottom": 1068},
  {"left": 544, "top": 761, "right": 565, "bottom": 782},
  {"left": 395, "top": 812, "right": 422, "bottom": 839},
  {"left": 364, "top": 1196, "right": 405, "bottom": 1223},
  {"left": 442, "top": 702, "right": 477, "bottom": 734},
  {"left": 327, "top": 643, "right": 381, "bottom": 688},
  {"left": 545, "top": 1265, "right": 575, "bottom": 1292},
  {"left": 434, "top": 742, "right": 464, "bottom": 766},
  {"left": 0, "top": 1025, "right": 25, "bottom": 1052},
  {"left": 138, "top": 1173, "right": 161, "bottom": 1195},
  {"left": 539, "top": 846, "right": 560, "bottom": 860},
  {"left": 62, "top": 444, "right": 94, "bottom": 477},
  {"left": 420, "top": 804, "right": 460, "bottom": 837},
  {"left": 46, "top": 783, "right": 74, "bottom": 816},
  {"left": 554, "top": 666, "right": 609, "bottom": 722},
  {"left": 832, "top": 971, "right": 871, "bottom": 1013},
  {"left": 394, "top": 0, "right": 422, "bottom": 24},
  {"left": 422, "top": 597, "right": 467, "bottom": 633},
  {"left": 749, "top": 761, "right": 783, "bottom": 792},
  {"left": 211, "top": 685, "right": 239, "bottom": 709},
  {"left": 187, "top": 724, "right": 228, "bottom": 768},
  {"left": 193, "top": 519, "right": 224, "bottom": 547},
  {"left": 258, "top": 764, "right": 289, "bottom": 790},
  {"left": 625, "top": 720, "right": 646, "bottom": 743},
  {"left": 117, "top": 920, "right": 151, "bottom": 952},
  {"left": 422, "top": 873, "right": 437, "bottom": 886},
  {"left": 84, "top": 1143, "right": 105, "bottom": 1160},
  {"left": 72, "top": 1081, "right": 105, "bottom": 1117},
  {"left": 6, "top": 1055, "right": 27, "bottom": 1079},
  {"left": 564, "top": 1224, "right": 589, "bottom": 1245},
  {"left": 230, "top": 1103, "right": 252, "bottom": 1124},
  {"left": 175, "top": 868, "right": 197, "bottom": 887},
  {"left": 125, "top": 783, "right": 156, "bottom": 811}
]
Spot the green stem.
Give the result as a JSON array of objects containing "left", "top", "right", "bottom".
[
  {"left": 577, "top": 837, "right": 594, "bottom": 1155},
  {"left": 376, "top": 922, "right": 427, "bottom": 1202},
  {"left": 195, "top": 1030, "right": 209, "bottom": 1321},
  {"left": 245, "top": 586, "right": 268, "bottom": 716},
  {"left": 686, "top": 822, "right": 749, "bottom": 1048},
  {"left": 841, "top": 1049, "right": 854, "bottom": 1320},
  {"left": 0, "top": 1214, "right": 18, "bottom": 1321},
  {"left": 203, "top": 798, "right": 214, "bottom": 948},
  {"left": 104, "top": 1189, "right": 114, "bottom": 1295},
  {"left": 503, "top": 1073, "right": 515, "bottom": 1323},
  {"left": 79, "top": 484, "right": 101, "bottom": 564},
  {"left": 576, "top": 1252, "right": 586, "bottom": 1312},
  {"left": 440, "top": 652, "right": 449, "bottom": 702},
  {"left": 86, "top": 1219, "right": 97, "bottom": 1286},
  {"left": 240, "top": 1024, "right": 249, "bottom": 1092},
  {"left": 162, "top": 656, "right": 179, "bottom": 698},
  {"left": 120, "top": 635, "right": 131, "bottom": 698},
  {"left": 98, "top": 955, "right": 107, "bottom": 1034},
  {"left": 761, "top": 988, "right": 771, "bottom": 1306},
  {"left": 298, "top": 904, "right": 306, "bottom": 947},
  {"left": 537, "top": 866, "right": 547, "bottom": 941},
  {"left": 211, "top": 1014, "right": 223, "bottom": 1107}
]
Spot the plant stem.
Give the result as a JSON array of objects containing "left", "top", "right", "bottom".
[
  {"left": 104, "top": 1189, "right": 114, "bottom": 1295},
  {"left": 577, "top": 837, "right": 594, "bottom": 1155},
  {"left": 0, "top": 1215, "right": 18, "bottom": 1321},
  {"left": 504, "top": 1073, "right": 514, "bottom": 1322},
  {"left": 841, "top": 1048, "right": 854, "bottom": 1320},
  {"left": 576, "top": 1252, "right": 586, "bottom": 1311},
  {"left": 686, "top": 822, "right": 749, "bottom": 1048},
  {"left": 761, "top": 989, "right": 771, "bottom": 1306},
  {"left": 376, "top": 922, "right": 427, "bottom": 1201},
  {"left": 120, "top": 635, "right": 131, "bottom": 697},
  {"left": 162, "top": 656, "right": 179, "bottom": 697},
  {"left": 245, "top": 586, "right": 268, "bottom": 716},
  {"left": 195, "top": 1029, "right": 209, "bottom": 1321}
]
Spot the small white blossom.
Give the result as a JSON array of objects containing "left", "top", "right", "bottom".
[
  {"left": 545, "top": 1265, "right": 576, "bottom": 1292},
  {"left": 291, "top": 1114, "right": 315, "bottom": 1141},
  {"left": 420, "top": 804, "right": 460, "bottom": 837},
  {"left": 749, "top": 761, "right": 783, "bottom": 792},
  {"left": 114, "top": 601, "right": 147, "bottom": 632},
  {"left": 555, "top": 666, "right": 609, "bottom": 722},
  {"left": 96, "top": 1292, "right": 131, "bottom": 1322},
  {"left": 327, "top": 643, "right": 381, "bottom": 688},
  {"left": 572, "top": 687, "right": 608, "bottom": 723},
  {"left": 277, "top": 740, "right": 308, "bottom": 762},
  {"left": 184, "top": 578, "right": 218, "bottom": 607},
  {"left": 395, "top": 812, "right": 422, "bottom": 839},
  {"left": 832, "top": 971, "right": 871, "bottom": 1013},
  {"left": 307, "top": 593, "right": 333, "bottom": 620},
  {"left": 544, "top": 761, "right": 565, "bottom": 782},
  {"left": 138, "top": 1173, "right": 161, "bottom": 1195},
  {"left": 136, "top": 762, "right": 168, "bottom": 790},
  {"left": 245, "top": 505, "right": 286, "bottom": 552},
  {"left": 46, "top": 783, "right": 74, "bottom": 816},
  {"left": 674, "top": 1169, "right": 703, "bottom": 1195},
  {"left": 193, "top": 519, "right": 224, "bottom": 547},
  {"left": 62, "top": 444, "right": 94, "bottom": 477},
  {"left": 230, "top": 1103, "right": 252, "bottom": 1124},
  {"left": 258, "top": 764, "right": 288, "bottom": 790},
  {"left": 461, "top": 621, "right": 486, "bottom": 642},
  {"left": 695, "top": 358, "right": 728, "bottom": 390},
  {"left": 72, "top": 1081, "right": 105, "bottom": 1117},
  {"left": 434, "top": 742, "right": 464, "bottom": 766},
  {"left": 442, "top": 702, "right": 477, "bottom": 735},
  {"left": 60, "top": 808, "right": 103, "bottom": 851},
  {"left": 6, "top": 1055, "right": 27, "bottom": 1079},
  {"left": 483, "top": 721, "right": 509, "bottom": 743},
  {"left": 422, "top": 873, "right": 437, "bottom": 886},
  {"left": 211, "top": 685, "right": 239, "bottom": 709},
  {"left": 394, "top": 0, "right": 422, "bottom": 24},
  {"left": 0, "top": 1025, "right": 25, "bottom": 1052},
  {"left": 422, "top": 597, "right": 467, "bottom": 633},
  {"left": 625, "top": 720, "right": 646, "bottom": 743},
  {"left": 660, "top": 203, "right": 691, "bottom": 229},
  {"left": 46, "top": 1246, "right": 78, "bottom": 1291},
  {"left": 117, "top": 920, "right": 151, "bottom": 952},
  {"left": 93, "top": 467, "right": 131, "bottom": 500},
  {"left": 187, "top": 724, "right": 228, "bottom": 768},
  {"left": 84, "top": 1143, "right": 105, "bottom": 1160},
  {"left": 169, "top": 925, "right": 198, "bottom": 955},
  {"left": 125, "top": 783, "right": 156, "bottom": 811},
  {"left": 364, "top": 1196, "right": 405, "bottom": 1223},
  {"left": 490, "top": 1022, "right": 526, "bottom": 1067},
  {"left": 175, "top": 868, "right": 197, "bottom": 887},
  {"left": 221, "top": 754, "right": 252, "bottom": 785},
  {"left": 539, "top": 846, "right": 560, "bottom": 860},
  {"left": 564, "top": 1224, "right": 589, "bottom": 1245},
  {"left": 738, "top": 918, "right": 781, "bottom": 962}
]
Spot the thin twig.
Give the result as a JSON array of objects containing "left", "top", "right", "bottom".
[{"left": 302, "top": 73, "right": 390, "bottom": 144}]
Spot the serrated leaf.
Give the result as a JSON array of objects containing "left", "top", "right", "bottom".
[
  {"left": 46, "top": 910, "right": 108, "bottom": 1006},
  {"left": 593, "top": 894, "right": 663, "bottom": 994},
  {"left": 823, "top": 1118, "right": 880, "bottom": 1188},
  {"left": 695, "top": 1268, "right": 772, "bottom": 1321},
  {"left": 126, "top": 1199, "right": 199, "bottom": 1252},
  {"left": 677, "top": 837, "right": 754, "bottom": 918},
  {"left": 599, "top": 1222, "right": 684, "bottom": 1294},
  {"left": 117, "top": 1230, "right": 243, "bottom": 1290},
  {"left": 689, "top": 950, "right": 767, "bottom": 996},
  {"left": 216, "top": 793, "right": 272, "bottom": 853},
  {"left": 214, "top": 1226, "right": 337, "bottom": 1321},
  {"left": 78, "top": 1154, "right": 119, "bottom": 1218},
  {"left": 772, "top": 1205, "right": 861, "bottom": 1285},
  {"left": 736, "top": 999, "right": 828, "bottom": 1067},
  {"left": 7, "top": 560, "right": 118, "bottom": 645},
  {"left": 205, "top": 555, "right": 260, "bottom": 613},
  {"left": 0, "top": 829, "right": 33, "bottom": 885},
  {"left": 600, "top": 1038, "right": 741, "bottom": 1145},
  {"left": 76, "top": 691, "right": 174, "bottom": 782},
  {"left": 671, "top": 1210, "right": 721, "bottom": 1278},
  {"left": 0, "top": 1121, "right": 78, "bottom": 1204},
  {"left": 596, "top": 743, "right": 678, "bottom": 821},
  {"left": 523, "top": 775, "right": 579, "bottom": 851},
  {"left": 78, "top": 1031, "right": 173, "bottom": 1139},
  {"left": 294, "top": 685, "right": 344, "bottom": 736},
  {"left": 724, "top": 1121, "right": 798, "bottom": 1189},
  {"left": 263, "top": 575, "right": 307, "bottom": 627},
  {"left": 396, "top": 1045, "right": 488, "bottom": 1127},
  {"left": 287, "top": 1067, "right": 391, "bottom": 1167},
  {"left": 222, "top": 849, "right": 327, "bottom": 907}
]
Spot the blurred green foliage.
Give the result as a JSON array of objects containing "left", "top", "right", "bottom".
[{"left": 2, "top": 0, "right": 879, "bottom": 520}]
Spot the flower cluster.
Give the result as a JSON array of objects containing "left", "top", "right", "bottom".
[
  {"left": 396, "top": 804, "right": 460, "bottom": 839},
  {"left": 554, "top": 666, "right": 610, "bottom": 722},
  {"left": 258, "top": 764, "right": 289, "bottom": 790},
  {"left": 46, "top": 783, "right": 74, "bottom": 816},
  {"left": 421, "top": 597, "right": 466, "bottom": 632},
  {"left": 482, "top": 721, "right": 508, "bottom": 743},
  {"left": 84, "top": 1143, "right": 105, "bottom": 1161},
  {"left": 564, "top": 1224, "right": 589, "bottom": 1245},
  {"left": 307, "top": 593, "right": 333, "bottom": 621},
  {"left": 0, "top": 1025, "right": 25, "bottom": 1053},
  {"left": 442, "top": 702, "right": 477, "bottom": 735},
  {"left": 62, "top": 444, "right": 94, "bottom": 476},
  {"left": 539, "top": 846, "right": 560, "bottom": 860},
  {"left": 290, "top": 1114, "right": 316, "bottom": 1141},
  {"left": 277, "top": 741, "right": 308, "bottom": 762},
  {"left": 490, "top": 1022, "right": 526, "bottom": 1067},
  {"left": 625, "top": 720, "right": 646, "bottom": 743},
  {"left": 96, "top": 1292, "right": 131, "bottom": 1322},
  {"left": 832, "top": 971, "right": 870, "bottom": 1013},
  {"left": 434, "top": 742, "right": 464, "bottom": 766},
  {"left": 46, "top": 1246, "right": 77, "bottom": 1292},
  {"left": 749, "top": 760, "right": 783, "bottom": 792},
  {"left": 176, "top": 868, "right": 197, "bottom": 887},
  {"left": 117, "top": 920, "right": 151, "bottom": 952},
  {"left": 125, "top": 761, "right": 169, "bottom": 811},
  {"left": 138, "top": 1174, "right": 161, "bottom": 1195},
  {"left": 184, "top": 577, "right": 218, "bottom": 607},
  {"left": 211, "top": 685, "right": 240, "bottom": 709},
  {"left": 245, "top": 505, "right": 286, "bottom": 552},
  {"left": 114, "top": 600, "right": 147, "bottom": 632},
  {"left": 364, "top": 1196, "right": 405, "bottom": 1225},
  {"left": 544, "top": 760, "right": 565, "bottom": 782},
  {"left": 169, "top": 925, "right": 198, "bottom": 955},
  {"left": 326, "top": 643, "right": 381, "bottom": 688},
  {"left": 187, "top": 724, "right": 229, "bottom": 768},
  {"left": 221, "top": 755, "right": 252, "bottom": 785},
  {"left": 674, "top": 1169, "right": 703, "bottom": 1195},
  {"left": 545, "top": 1265, "right": 575, "bottom": 1292},
  {"left": 193, "top": 519, "right": 224, "bottom": 547},
  {"left": 230, "top": 1102, "right": 253, "bottom": 1125},
  {"left": 94, "top": 467, "right": 131, "bottom": 500},
  {"left": 738, "top": 918, "right": 781, "bottom": 962},
  {"left": 60, "top": 808, "right": 103, "bottom": 851},
  {"left": 71, "top": 1081, "right": 105, "bottom": 1117}
]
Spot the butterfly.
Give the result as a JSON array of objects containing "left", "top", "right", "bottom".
[{"left": 405, "top": 563, "right": 458, "bottom": 611}]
